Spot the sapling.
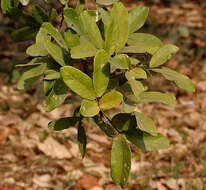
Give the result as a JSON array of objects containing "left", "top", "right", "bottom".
[{"left": 1, "top": 0, "right": 195, "bottom": 187}]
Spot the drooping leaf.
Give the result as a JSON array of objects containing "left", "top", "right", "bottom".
[
  {"left": 46, "top": 79, "right": 69, "bottom": 112},
  {"left": 60, "top": 66, "right": 96, "bottom": 100},
  {"left": 150, "top": 44, "right": 179, "bottom": 68},
  {"left": 129, "top": 6, "right": 149, "bottom": 34},
  {"left": 45, "top": 40, "right": 70, "bottom": 66},
  {"left": 17, "top": 63, "right": 47, "bottom": 90},
  {"left": 99, "top": 90, "right": 123, "bottom": 110},
  {"left": 77, "top": 122, "right": 87, "bottom": 158},
  {"left": 138, "top": 92, "right": 176, "bottom": 105},
  {"left": 48, "top": 117, "right": 79, "bottom": 131},
  {"left": 96, "top": 0, "right": 118, "bottom": 5},
  {"left": 125, "top": 71, "right": 145, "bottom": 98},
  {"left": 80, "top": 11, "right": 103, "bottom": 49},
  {"left": 93, "top": 50, "right": 110, "bottom": 97},
  {"left": 41, "top": 22, "right": 67, "bottom": 49},
  {"left": 134, "top": 112, "right": 157, "bottom": 136},
  {"left": 70, "top": 36, "right": 98, "bottom": 59},
  {"left": 93, "top": 116, "right": 116, "bottom": 137},
  {"left": 122, "top": 33, "right": 163, "bottom": 55},
  {"left": 152, "top": 67, "right": 195, "bottom": 93},
  {"left": 64, "top": 8, "right": 84, "bottom": 34},
  {"left": 64, "top": 29, "right": 80, "bottom": 49},
  {"left": 111, "top": 135, "right": 131, "bottom": 187},
  {"left": 32, "top": 5, "right": 48, "bottom": 24},
  {"left": 80, "top": 99, "right": 100, "bottom": 117},
  {"left": 112, "top": 113, "right": 136, "bottom": 131},
  {"left": 111, "top": 2, "right": 129, "bottom": 52},
  {"left": 126, "top": 129, "right": 170, "bottom": 151},
  {"left": 12, "top": 26, "right": 38, "bottom": 42}
]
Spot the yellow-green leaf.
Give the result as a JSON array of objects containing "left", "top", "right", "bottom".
[
  {"left": 129, "top": 67, "right": 147, "bottom": 79},
  {"left": 80, "top": 99, "right": 100, "bottom": 117},
  {"left": 60, "top": 66, "right": 96, "bottom": 100},
  {"left": 99, "top": 90, "right": 123, "bottom": 110}
]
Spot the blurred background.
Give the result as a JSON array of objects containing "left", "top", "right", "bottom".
[{"left": 0, "top": 0, "right": 206, "bottom": 189}]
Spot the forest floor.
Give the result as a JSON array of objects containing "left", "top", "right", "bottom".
[{"left": 0, "top": 0, "right": 206, "bottom": 189}]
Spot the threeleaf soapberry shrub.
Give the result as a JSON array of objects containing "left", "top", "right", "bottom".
[{"left": 1, "top": 0, "right": 195, "bottom": 187}]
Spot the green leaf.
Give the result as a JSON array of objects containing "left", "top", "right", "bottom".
[
  {"left": 109, "top": 54, "right": 130, "bottom": 72},
  {"left": 122, "top": 33, "right": 163, "bottom": 55},
  {"left": 64, "top": 29, "right": 80, "bottom": 49},
  {"left": 49, "top": 8, "right": 58, "bottom": 21},
  {"left": 134, "top": 112, "right": 157, "bottom": 136},
  {"left": 139, "top": 92, "right": 176, "bottom": 105},
  {"left": 80, "top": 99, "right": 100, "bottom": 117},
  {"left": 48, "top": 117, "right": 79, "bottom": 131},
  {"left": 93, "top": 50, "right": 110, "bottom": 97},
  {"left": 64, "top": 8, "right": 84, "bottom": 34},
  {"left": 60, "top": 66, "right": 96, "bottom": 100},
  {"left": 45, "top": 70, "right": 60, "bottom": 80},
  {"left": 122, "top": 95, "right": 137, "bottom": 113},
  {"left": 41, "top": 22, "right": 67, "bottom": 49},
  {"left": 45, "top": 40, "right": 70, "bottom": 66},
  {"left": 129, "top": 67, "right": 147, "bottom": 79},
  {"left": 26, "top": 43, "right": 48, "bottom": 57},
  {"left": 99, "top": 90, "right": 123, "bottom": 110},
  {"left": 70, "top": 36, "right": 98, "bottom": 59},
  {"left": 152, "top": 67, "right": 195, "bottom": 93},
  {"left": 129, "top": 6, "right": 149, "bottom": 34},
  {"left": 80, "top": 11, "right": 103, "bottom": 49},
  {"left": 46, "top": 79, "right": 69, "bottom": 112},
  {"left": 59, "top": 0, "right": 69, "bottom": 5},
  {"left": 17, "top": 63, "right": 47, "bottom": 90},
  {"left": 93, "top": 116, "right": 116, "bottom": 137},
  {"left": 44, "top": 80, "right": 54, "bottom": 96},
  {"left": 150, "top": 44, "right": 179, "bottom": 68},
  {"left": 99, "top": 8, "right": 112, "bottom": 27},
  {"left": 111, "top": 135, "right": 131, "bottom": 187},
  {"left": 111, "top": 2, "right": 129, "bottom": 52},
  {"left": 96, "top": 0, "right": 118, "bottom": 5},
  {"left": 78, "top": 122, "right": 87, "bottom": 158},
  {"left": 125, "top": 71, "right": 145, "bottom": 98},
  {"left": 112, "top": 113, "right": 136, "bottom": 131},
  {"left": 16, "top": 57, "right": 51, "bottom": 67},
  {"left": 1, "top": 0, "right": 12, "bottom": 13},
  {"left": 32, "top": 5, "right": 48, "bottom": 24},
  {"left": 12, "top": 26, "right": 38, "bottom": 42},
  {"left": 126, "top": 129, "right": 170, "bottom": 151}
]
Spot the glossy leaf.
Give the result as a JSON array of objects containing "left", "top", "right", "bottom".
[
  {"left": 152, "top": 67, "right": 195, "bottom": 93},
  {"left": 111, "top": 135, "right": 131, "bottom": 187},
  {"left": 70, "top": 36, "right": 98, "bottom": 59},
  {"left": 129, "top": 6, "right": 149, "bottom": 34},
  {"left": 60, "top": 66, "right": 96, "bottom": 100},
  {"left": 139, "top": 92, "right": 176, "bottom": 105},
  {"left": 126, "top": 129, "right": 170, "bottom": 151},
  {"left": 93, "top": 50, "right": 110, "bottom": 97},
  {"left": 111, "top": 2, "right": 129, "bottom": 52},
  {"left": 134, "top": 112, "right": 157, "bottom": 136},
  {"left": 45, "top": 41, "right": 70, "bottom": 66},
  {"left": 80, "top": 11, "right": 103, "bottom": 49},
  {"left": 46, "top": 79, "right": 69, "bottom": 112},
  {"left": 112, "top": 113, "right": 136, "bottom": 131},
  {"left": 48, "top": 117, "right": 79, "bottom": 131},
  {"left": 99, "top": 90, "right": 123, "bottom": 110},
  {"left": 78, "top": 122, "right": 87, "bottom": 158},
  {"left": 17, "top": 63, "right": 47, "bottom": 90},
  {"left": 80, "top": 99, "right": 100, "bottom": 117},
  {"left": 150, "top": 44, "right": 179, "bottom": 68},
  {"left": 93, "top": 116, "right": 116, "bottom": 137}
]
